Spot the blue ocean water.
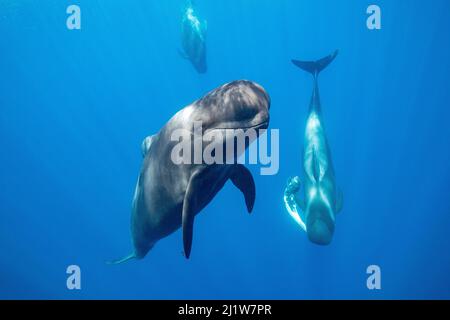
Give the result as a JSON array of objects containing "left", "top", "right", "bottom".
[{"left": 1, "top": 0, "right": 450, "bottom": 299}]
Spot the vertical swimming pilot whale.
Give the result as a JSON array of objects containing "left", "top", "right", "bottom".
[
  {"left": 284, "top": 51, "right": 343, "bottom": 245},
  {"left": 180, "top": 1, "right": 207, "bottom": 73},
  {"left": 111, "top": 81, "right": 270, "bottom": 263}
]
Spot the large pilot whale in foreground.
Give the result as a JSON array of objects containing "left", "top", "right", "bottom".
[
  {"left": 284, "top": 51, "right": 343, "bottom": 245},
  {"left": 111, "top": 81, "right": 270, "bottom": 263},
  {"left": 180, "top": 1, "right": 207, "bottom": 73}
]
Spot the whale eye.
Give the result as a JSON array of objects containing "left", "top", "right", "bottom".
[{"left": 235, "top": 104, "right": 258, "bottom": 120}]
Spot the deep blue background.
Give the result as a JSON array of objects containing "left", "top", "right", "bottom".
[{"left": 1, "top": 0, "right": 449, "bottom": 299}]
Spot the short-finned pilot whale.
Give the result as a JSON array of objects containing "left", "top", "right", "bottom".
[
  {"left": 180, "top": 1, "right": 207, "bottom": 73},
  {"left": 284, "top": 51, "right": 343, "bottom": 245},
  {"left": 111, "top": 80, "right": 270, "bottom": 263}
]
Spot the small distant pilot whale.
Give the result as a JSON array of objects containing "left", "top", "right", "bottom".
[
  {"left": 284, "top": 51, "right": 343, "bottom": 245},
  {"left": 111, "top": 80, "right": 270, "bottom": 263},
  {"left": 180, "top": 1, "right": 207, "bottom": 73}
]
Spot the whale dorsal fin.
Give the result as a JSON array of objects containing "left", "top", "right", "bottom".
[
  {"left": 141, "top": 135, "right": 155, "bottom": 157},
  {"left": 229, "top": 164, "right": 255, "bottom": 213}
]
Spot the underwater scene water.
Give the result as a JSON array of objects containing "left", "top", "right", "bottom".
[{"left": 1, "top": 0, "right": 450, "bottom": 299}]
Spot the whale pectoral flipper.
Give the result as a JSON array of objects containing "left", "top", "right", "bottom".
[
  {"left": 229, "top": 164, "right": 255, "bottom": 213},
  {"left": 284, "top": 176, "right": 306, "bottom": 211},
  {"left": 106, "top": 253, "right": 136, "bottom": 265},
  {"left": 182, "top": 170, "right": 204, "bottom": 259},
  {"left": 141, "top": 134, "right": 156, "bottom": 157},
  {"left": 284, "top": 176, "right": 307, "bottom": 232}
]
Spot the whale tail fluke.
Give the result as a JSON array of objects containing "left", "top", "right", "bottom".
[
  {"left": 292, "top": 50, "right": 338, "bottom": 77},
  {"left": 106, "top": 253, "right": 136, "bottom": 265}
]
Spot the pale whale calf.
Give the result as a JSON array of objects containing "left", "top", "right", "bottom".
[
  {"left": 284, "top": 51, "right": 343, "bottom": 245},
  {"left": 112, "top": 80, "right": 270, "bottom": 263},
  {"left": 180, "top": 1, "right": 207, "bottom": 73}
]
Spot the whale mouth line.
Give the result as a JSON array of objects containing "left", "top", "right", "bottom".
[{"left": 213, "top": 120, "right": 269, "bottom": 131}]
